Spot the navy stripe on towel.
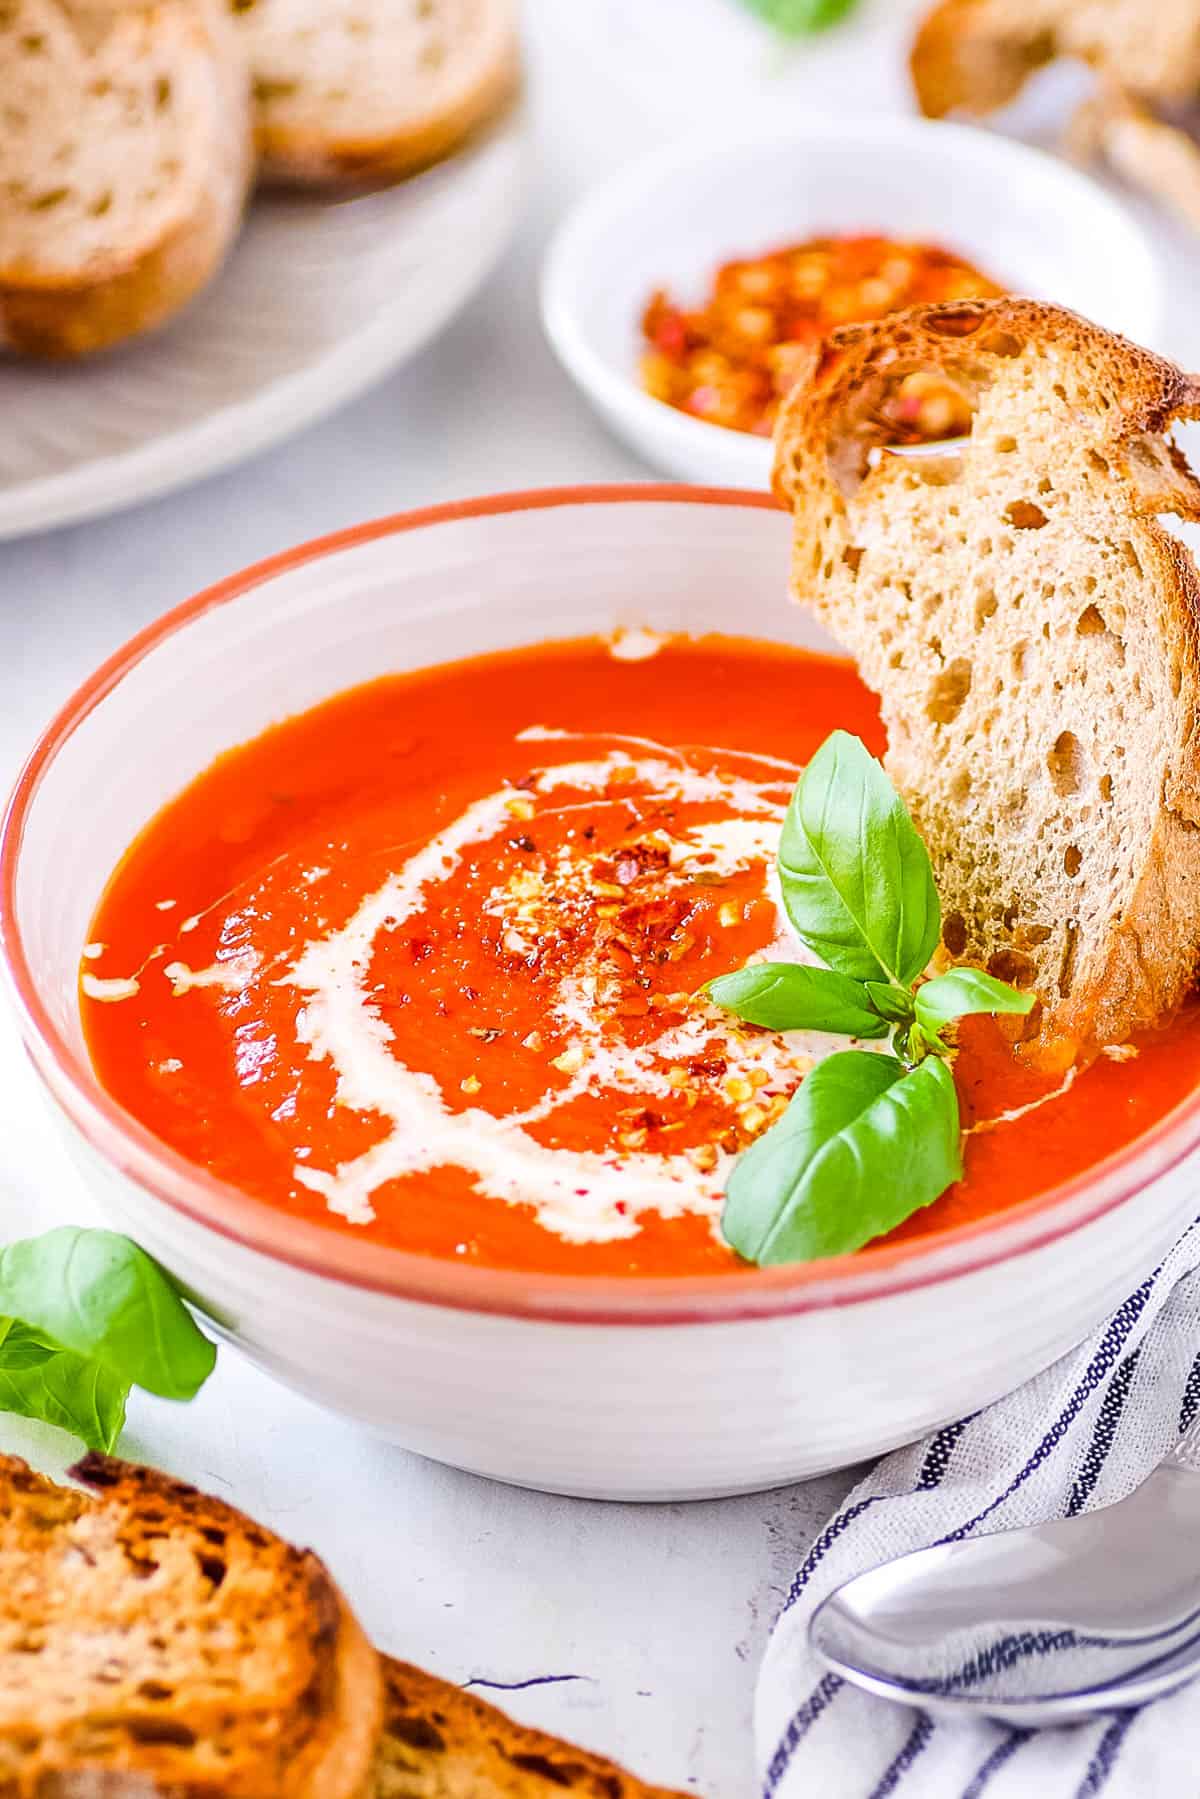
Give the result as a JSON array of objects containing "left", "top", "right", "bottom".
[
  {"left": 783, "top": 1418, "right": 973, "bottom": 1617},
  {"left": 917, "top": 1417, "right": 975, "bottom": 1490},
  {"left": 780, "top": 1495, "right": 889, "bottom": 1615},
  {"left": 1074, "top": 1712, "right": 1137, "bottom": 1798},
  {"left": 767, "top": 1421, "right": 973, "bottom": 1793},
  {"left": 1180, "top": 1348, "right": 1200, "bottom": 1436},
  {"left": 1067, "top": 1347, "right": 1142, "bottom": 1517},
  {"left": 937, "top": 1273, "right": 1160, "bottom": 1547},
  {"left": 960, "top": 1728, "right": 1033, "bottom": 1799},
  {"left": 762, "top": 1672, "right": 842, "bottom": 1797},
  {"left": 866, "top": 1714, "right": 936, "bottom": 1799}
]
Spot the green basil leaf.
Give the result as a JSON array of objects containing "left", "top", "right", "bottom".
[
  {"left": 738, "top": 0, "right": 859, "bottom": 34},
  {"left": 707, "top": 963, "right": 888, "bottom": 1038},
  {"left": 0, "top": 1229, "right": 215, "bottom": 1401},
  {"left": 915, "top": 968, "right": 1036, "bottom": 1035},
  {"left": 864, "top": 981, "right": 916, "bottom": 1026},
  {"left": 0, "top": 1318, "right": 128, "bottom": 1452},
  {"left": 722, "top": 1050, "right": 962, "bottom": 1264},
  {"left": 778, "top": 732, "right": 940, "bottom": 988}
]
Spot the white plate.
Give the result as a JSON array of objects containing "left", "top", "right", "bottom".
[
  {"left": 0, "top": 112, "right": 527, "bottom": 540},
  {"left": 541, "top": 114, "right": 1165, "bottom": 488}
]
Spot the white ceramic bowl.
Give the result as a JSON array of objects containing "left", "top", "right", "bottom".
[
  {"left": 541, "top": 116, "right": 1166, "bottom": 488},
  {"left": 4, "top": 489, "right": 1198, "bottom": 1501}
]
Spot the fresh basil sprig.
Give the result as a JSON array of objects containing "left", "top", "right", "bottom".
[
  {"left": 711, "top": 732, "right": 1035, "bottom": 1265},
  {"left": 0, "top": 1319, "right": 129, "bottom": 1453},
  {"left": 707, "top": 963, "right": 888, "bottom": 1039},
  {"left": 737, "top": 0, "right": 860, "bottom": 36},
  {"left": 778, "top": 731, "right": 941, "bottom": 993},
  {"left": 724, "top": 1053, "right": 962, "bottom": 1262},
  {"left": 913, "top": 967, "right": 1035, "bottom": 1037},
  {"left": 0, "top": 1228, "right": 216, "bottom": 1451}
]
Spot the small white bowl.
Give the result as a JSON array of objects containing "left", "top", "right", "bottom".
[
  {"left": 5, "top": 490, "right": 1199, "bottom": 1501},
  {"left": 541, "top": 115, "right": 1166, "bottom": 488}
]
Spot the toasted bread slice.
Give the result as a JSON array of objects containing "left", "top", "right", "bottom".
[
  {"left": 773, "top": 299, "right": 1200, "bottom": 1070},
  {"left": 371, "top": 1657, "right": 689, "bottom": 1798},
  {"left": 0, "top": 1453, "right": 382, "bottom": 1797},
  {"left": 911, "top": 0, "right": 1200, "bottom": 118},
  {"left": 231, "top": 0, "right": 520, "bottom": 188},
  {"left": 0, "top": 0, "right": 252, "bottom": 360}
]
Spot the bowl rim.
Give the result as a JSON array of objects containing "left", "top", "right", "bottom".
[
  {"left": 4, "top": 482, "right": 1199, "bottom": 1326},
  {"left": 540, "top": 112, "right": 1165, "bottom": 487}
]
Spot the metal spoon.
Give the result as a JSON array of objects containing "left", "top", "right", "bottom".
[{"left": 809, "top": 1425, "right": 1200, "bottom": 1725}]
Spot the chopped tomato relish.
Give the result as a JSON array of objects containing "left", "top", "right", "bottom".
[{"left": 640, "top": 234, "right": 1004, "bottom": 437}]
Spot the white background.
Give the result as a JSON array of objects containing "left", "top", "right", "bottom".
[{"left": 3, "top": 2, "right": 1200, "bottom": 1791}]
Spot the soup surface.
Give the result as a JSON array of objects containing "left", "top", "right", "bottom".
[{"left": 83, "top": 635, "right": 1200, "bottom": 1278}]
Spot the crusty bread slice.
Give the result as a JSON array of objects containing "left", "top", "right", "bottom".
[
  {"left": 0, "top": 0, "right": 252, "bottom": 359},
  {"left": 911, "top": 0, "right": 1200, "bottom": 118},
  {"left": 773, "top": 299, "right": 1200, "bottom": 1070},
  {"left": 230, "top": 0, "right": 520, "bottom": 187},
  {"left": 371, "top": 1658, "right": 690, "bottom": 1798},
  {"left": 0, "top": 1453, "right": 382, "bottom": 1798}
]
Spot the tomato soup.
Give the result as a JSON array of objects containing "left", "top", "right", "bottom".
[{"left": 82, "top": 635, "right": 1200, "bottom": 1278}]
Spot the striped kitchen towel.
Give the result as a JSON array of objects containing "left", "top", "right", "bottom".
[{"left": 756, "top": 1223, "right": 1200, "bottom": 1798}]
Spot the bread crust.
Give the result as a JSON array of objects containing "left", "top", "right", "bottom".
[
  {"left": 246, "top": 4, "right": 521, "bottom": 189},
  {"left": 1070, "top": 84, "right": 1200, "bottom": 231},
  {"left": 0, "top": 1453, "right": 382, "bottom": 1798},
  {"left": 911, "top": 0, "right": 1200, "bottom": 118},
  {"left": 911, "top": 0, "right": 1052, "bottom": 118},
  {"left": 0, "top": 3, "right": 252, "bottom": 359},
  {"left": 773, "top": 298, "right": 1200, "bottom": 1068},
  {"left": 372, "top": 1657, "right": 690, "bottom": 1798},
  {"left": 244, "top": 0, "right": 521, "bottom": 189}
]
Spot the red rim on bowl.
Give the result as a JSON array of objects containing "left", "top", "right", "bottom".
[{"left": 3, "top": 484, "right": 1200, "bottom": 1324}]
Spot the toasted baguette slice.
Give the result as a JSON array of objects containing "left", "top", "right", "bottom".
[
  {"left": 911, "top": 0, "right": 1200, "bottom": 118},
  {"left": 773, "top": 299, "right": 1200, "bottom": 1069},
  {"left": 0, "top": 1453, "right": 382, "bottom": 1798},
  {"left": 0, "top": 0, "right": 252, "bottom": 359},
  {"left": 231, "top": 0, "right": 520, "bottom": 188},
  {"left": 371, "top": 1657, "right": 689, "bottom": 1798}
]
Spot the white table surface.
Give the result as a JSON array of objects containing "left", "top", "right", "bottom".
[{"left": 4, "top": 4, "right": 1200, "bottom": 1792}]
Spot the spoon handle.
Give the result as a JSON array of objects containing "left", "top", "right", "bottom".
[{"left": 1168, "top": 1417, "right": 1200, "bottom": 1473}]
